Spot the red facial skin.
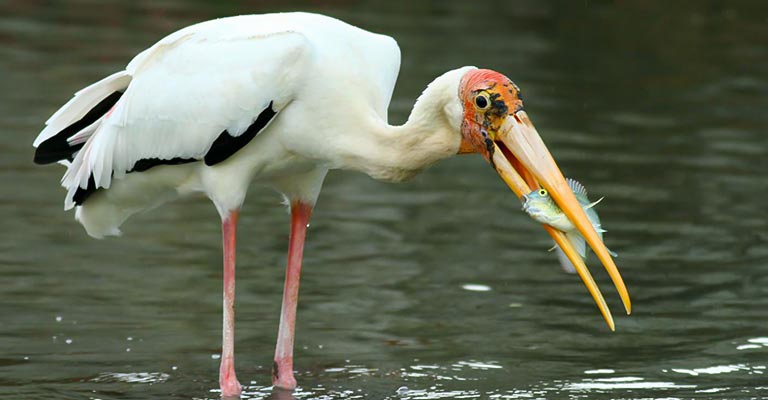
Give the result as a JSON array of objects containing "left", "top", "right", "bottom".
[{"left": 458, "top": 69, "right": 524, "bottom": 160}]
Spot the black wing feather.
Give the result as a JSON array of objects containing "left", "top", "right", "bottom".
[
  {"left": 34, "top": 91, "right": 123, "bottom": 164},
  {"left": 204, "top": 102, "right": 277, "bottom": 166},
  {"left": 63, "top": 100, "right": 276, "bottom": 205}
]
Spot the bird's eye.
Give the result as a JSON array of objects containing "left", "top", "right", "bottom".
[
  {"left": 538, "top": 189, "right": 548, "bottom": 196},
  {"left": 474, "top": 93, "right": 490, "bottom": 110}
]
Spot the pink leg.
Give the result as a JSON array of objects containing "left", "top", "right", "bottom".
[
  {"left": 219, "top": 210, "right": 242, "bottom": 397},
  {"left": 272, "top": 201, "right": 313, "bottom": 390}
]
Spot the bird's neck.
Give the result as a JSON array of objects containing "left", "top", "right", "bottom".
[{"left": 345, "top": 68, "right": 469, "bottom": 182}]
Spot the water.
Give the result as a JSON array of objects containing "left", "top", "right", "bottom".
[{"left": 2, "top": 1, "right": 768, "bottom": 399}]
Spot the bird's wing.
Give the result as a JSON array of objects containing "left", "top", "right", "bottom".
[
  {"left": 33, "top": 71, "right": 131, "bottom": 151},
  {"left": 34, "top": 18, "right": 313, "bottom": 209}
]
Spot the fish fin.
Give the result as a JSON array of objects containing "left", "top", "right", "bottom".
[
  {"left": 584, "top": 196, "right": 604, "bottom": 210},
  {"left": 554, "top": 245, "right": 577, "bottom": 274},
  {"left": 547, "top": 244, "right": 558, "bottom": 252},
  {"left": 566, "top": 178, "right": 588, "bottom": 197},
  {"left": 592, "top": 224, "right": 606, "bottom": 242},
  {"left": 565, "top": 231, "right": 587, "bottom": 259},
  {"left": 608, "top": 248, "right": 618, "bottom": 257}
]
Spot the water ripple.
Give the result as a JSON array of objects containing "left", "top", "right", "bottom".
[{"left": 92, "top": 372, "right": 170, "bottom": 384}]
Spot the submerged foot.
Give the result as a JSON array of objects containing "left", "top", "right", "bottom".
[
  {"left": 220, "top": 378, "right": 242, "bottom": 398},
  {"left": 272, "top": 359, "right": 297, "bottom": 390},
  {"left": 219, "top": 364, "right": 243, "bottom": 397}
]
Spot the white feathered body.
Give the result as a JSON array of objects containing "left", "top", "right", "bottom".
[{"left": 34, "top": 13, "right": 413, "bottom": 237}]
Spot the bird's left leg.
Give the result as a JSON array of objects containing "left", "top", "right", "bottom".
[
  {"left": 272, "top": 200, "right": 313, "bottom": 390},
  {"left": 269, "top": 167, "right": 326, "bottom": 391}
]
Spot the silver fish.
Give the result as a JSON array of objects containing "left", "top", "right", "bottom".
[{"left": 521, "top": 178, "right": 616, "bottom": 273}]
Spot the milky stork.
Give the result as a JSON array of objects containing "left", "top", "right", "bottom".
[{"left": 32, "top": 12, "right": 630, "bottom": 396}]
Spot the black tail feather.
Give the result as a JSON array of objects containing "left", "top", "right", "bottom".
[{"left": 73, "top": 157, "right": 198, "bottom": 205}]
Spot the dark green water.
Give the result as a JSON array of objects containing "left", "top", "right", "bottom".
[{"left": 2, "top": 1, "right": 768, "bottom": 399}]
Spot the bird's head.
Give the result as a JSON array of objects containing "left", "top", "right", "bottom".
[
  {"left": 454, "top": 68, "right": 630, "bottom": 329},
  {"left": 458, "top": 69, "right": 524, "bottom": 158}
]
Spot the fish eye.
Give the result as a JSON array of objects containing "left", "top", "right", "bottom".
[
  {"left": 538, "top": 189, "right": 548, "bottom": 196},
  {"left": 474, "top": 93, "right": 490, "bottom": 110}
]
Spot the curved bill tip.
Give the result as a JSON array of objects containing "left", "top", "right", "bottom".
[{"left": 546, "top": 226, "right": 615, "bottom": 331}]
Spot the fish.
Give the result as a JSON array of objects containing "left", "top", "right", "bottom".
[{"left": 521, "top": 178, "right": 616, "bottom": 273}]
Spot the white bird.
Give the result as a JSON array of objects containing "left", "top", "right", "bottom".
[{"left": 33, "top": 12, "right": 629, "bottom": 397}]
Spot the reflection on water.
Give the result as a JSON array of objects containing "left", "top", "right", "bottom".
[
  {"left": 2, "top": 0, "right": 768, "bottom": 399},
  {"left": 92, "top": 371, "right": 170, "bottom": 384},
  {"left": 734, "top": 337, "right": 768, "bottom": 354},
  {"left": 669, "top": 363, "right": 765, "bottom": 377},
  {"left": 460, "top": 284, "right": 492, "bottom": 292},
  {"left": 564, "top": 376, "right": 695, "bottom": 391}
]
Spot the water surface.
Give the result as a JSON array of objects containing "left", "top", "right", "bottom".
[{"left": 1, "top": 1, "right": 767, "bottom": 399}]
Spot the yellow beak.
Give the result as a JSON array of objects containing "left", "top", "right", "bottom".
[{"left": 490, "top": 110, "right": 631, "bottom": 330}]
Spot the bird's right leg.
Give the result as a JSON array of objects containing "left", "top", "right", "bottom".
[{"left": 219, "top": 209, "right": 242, "bottom": 397}]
